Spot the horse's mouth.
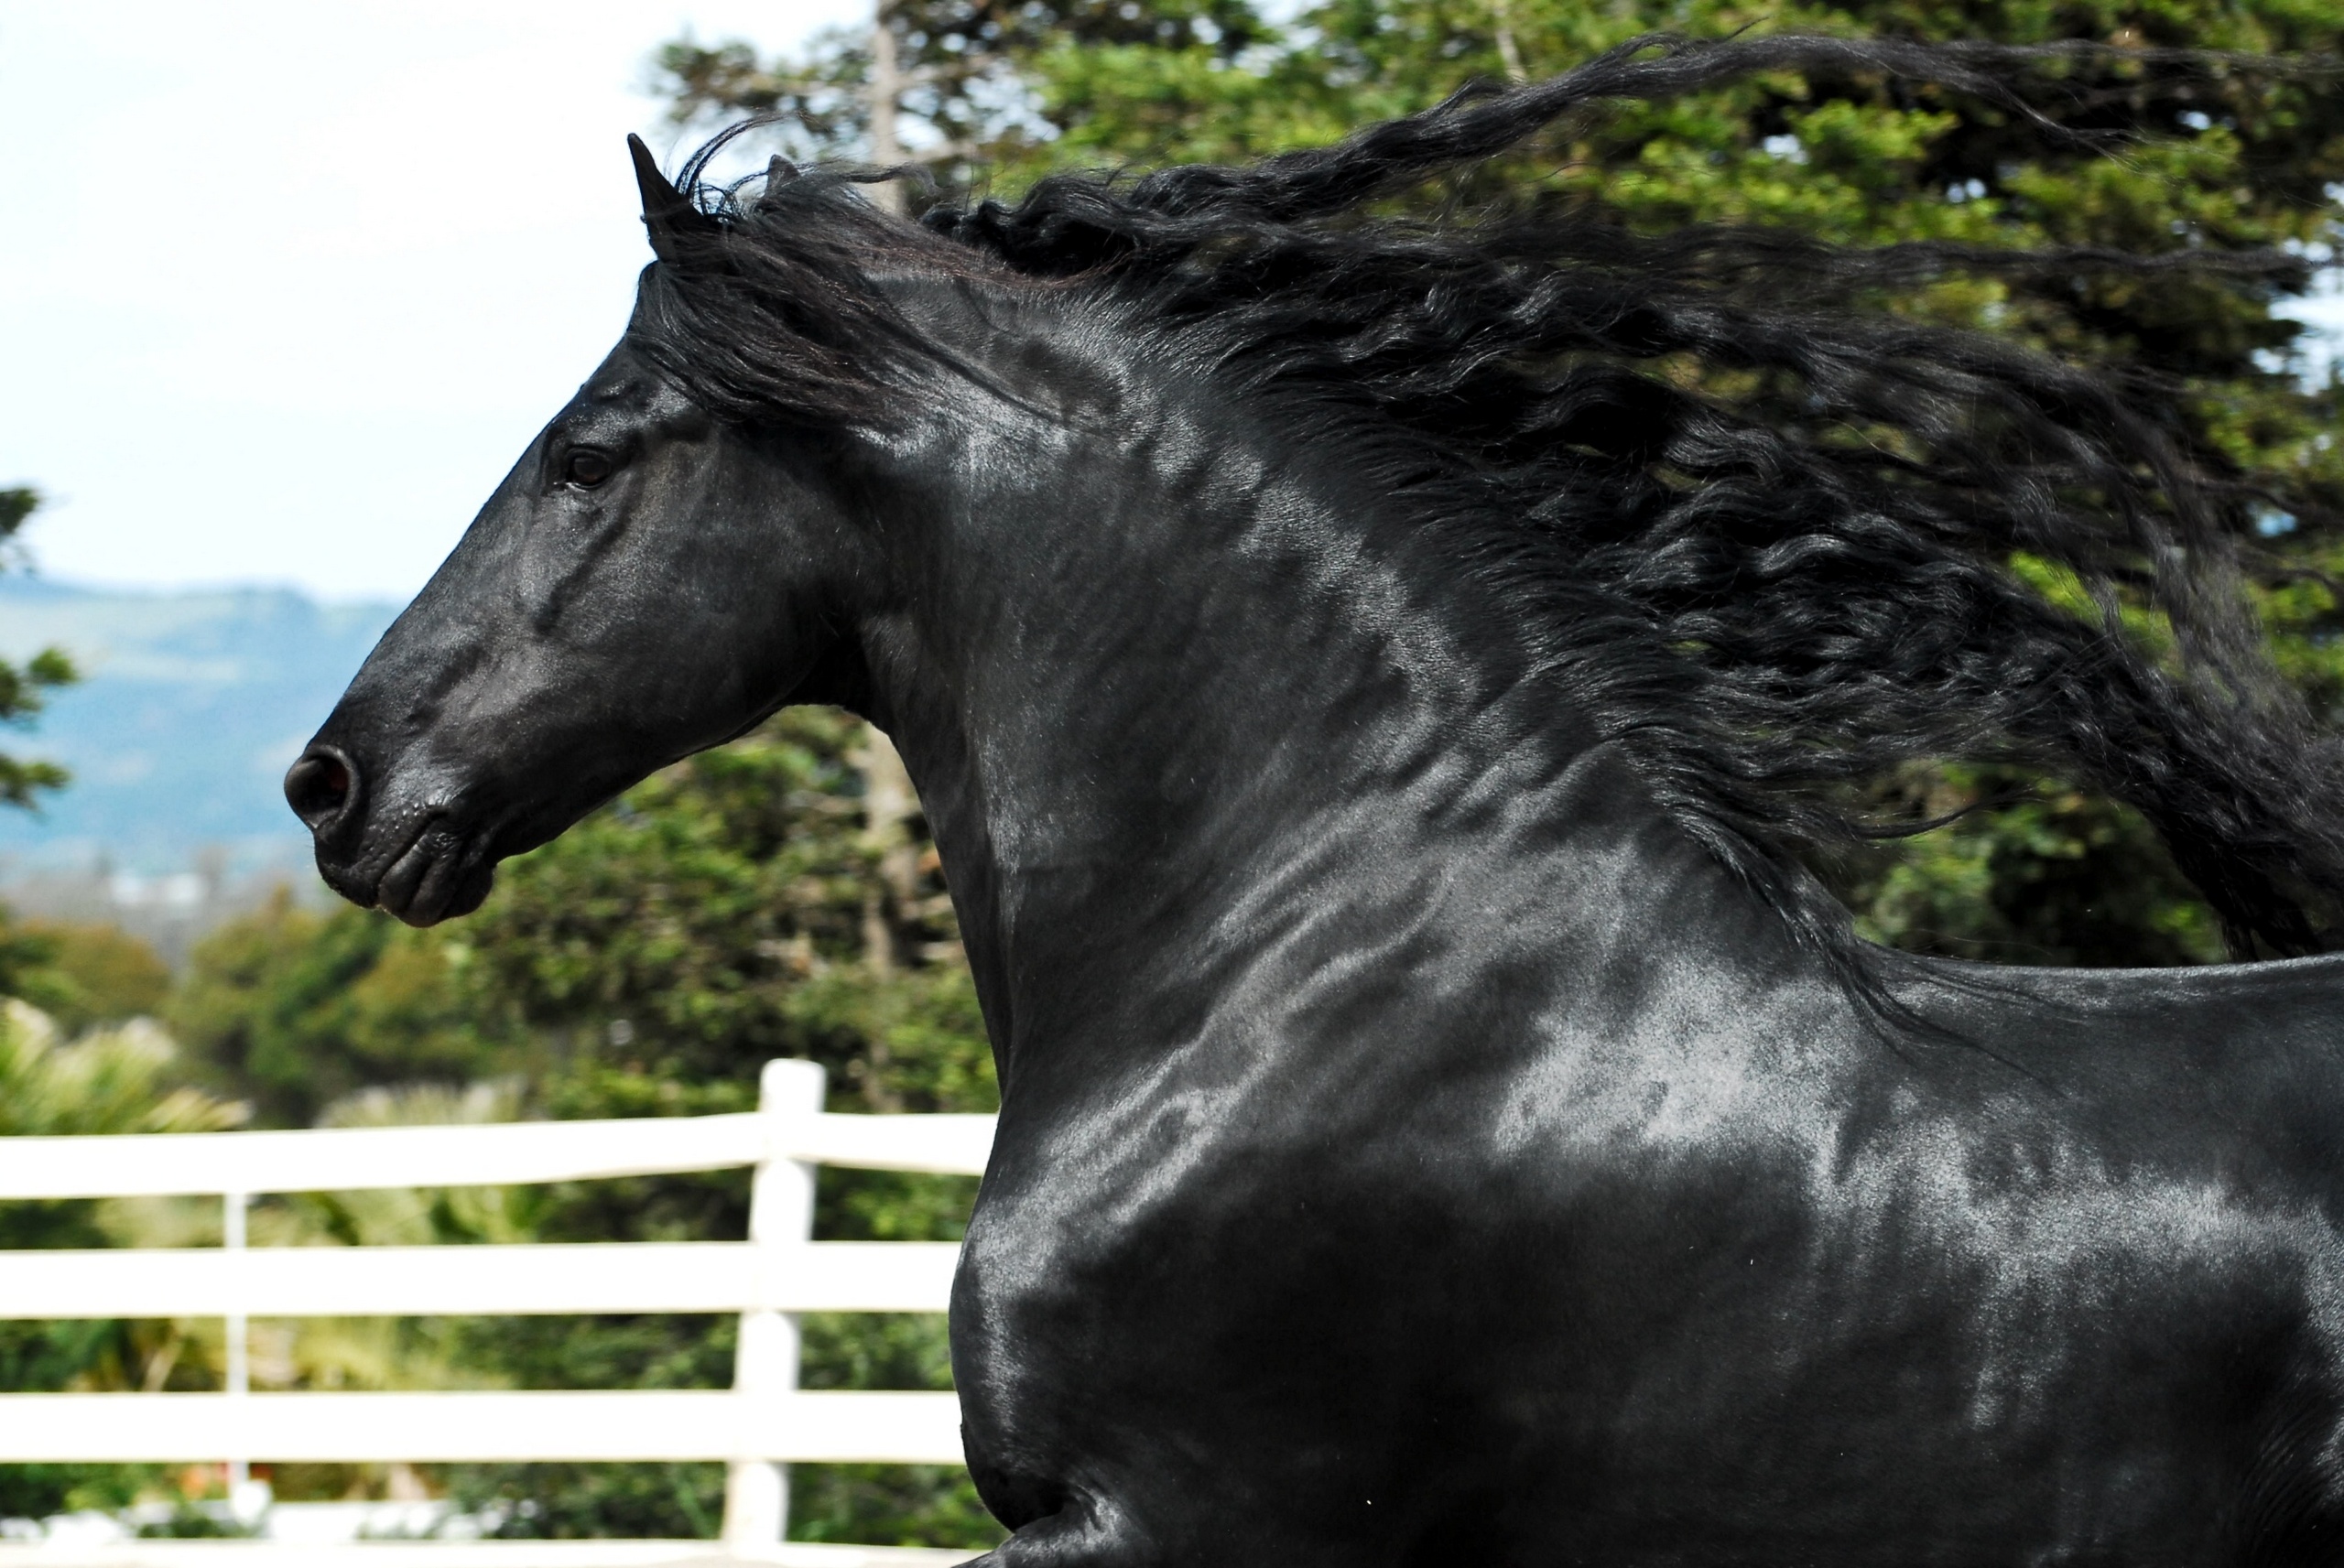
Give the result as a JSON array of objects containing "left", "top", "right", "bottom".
[
  {"left": 378, "top": 826, "right": 496, "bottom": 927},
  {"left": 320, "top": 811, "right": 497, "bottom": 928}
]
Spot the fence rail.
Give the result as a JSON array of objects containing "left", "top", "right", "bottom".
[
  {"left": 0, "top": 1111, "right": 995, "bottom": 1196},
  {"left": 0, "top": 1551, "right": 970, "bottom": 1568},
  {"left": 0, "top": 1060, "right": 997, "bottom": 1563},
  {"left": 0, "top": 1390, "right": 968, "bottom": 1464},
  {"left": 0, "top": 1240, "right": 960, "bottom": 1317}
]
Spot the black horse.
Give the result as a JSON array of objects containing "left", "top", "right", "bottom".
[{"left": 289, "top": 37, "right": 2344, "bottom": 1564}]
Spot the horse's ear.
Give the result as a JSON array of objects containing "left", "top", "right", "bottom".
[
  {"left": 627, "top": 133, "right": 716, "bottom": 265},
  {"left": 752, "top": 155, "right": 801, "bottom": 212}
]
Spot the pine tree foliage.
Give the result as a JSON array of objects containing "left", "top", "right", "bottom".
[
  {"left": 652, "top": 0, "right": 1266, "bottom": 182},
  {"left": 0, "top": 488, "right": 75, "bottom": 811}
]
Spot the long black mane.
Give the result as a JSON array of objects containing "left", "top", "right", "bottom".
[{"left": 630, "top": 33, "right": 2344, "bottom": 990}]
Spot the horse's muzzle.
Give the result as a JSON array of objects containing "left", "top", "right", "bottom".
[{"left": 287, "top": 744, "right": 495, "bottom": 926}]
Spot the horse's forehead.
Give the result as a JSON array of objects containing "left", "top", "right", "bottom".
[{"left": 571, "top": 366, "right": 686, "bottom": 421}]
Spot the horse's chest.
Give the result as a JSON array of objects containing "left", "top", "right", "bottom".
[{"left": 947, "top": 1080, "right": 1646, "bottom": 1529}]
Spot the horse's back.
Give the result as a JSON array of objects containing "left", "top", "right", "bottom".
[
  {"left": 1915, "top": 950, "right": 2344, "bottom": 1202},
  {"left": 1849, "top": 951, "right": 2344, "bottom": 1563}
]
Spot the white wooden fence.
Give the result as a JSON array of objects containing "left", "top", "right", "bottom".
[{"left": 0, "top": 1060, "right": 996, "bottom": 1568}]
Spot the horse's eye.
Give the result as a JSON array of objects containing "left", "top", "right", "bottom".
[{"left": 565, "top": 449, "right": 615, "bottom": 488}]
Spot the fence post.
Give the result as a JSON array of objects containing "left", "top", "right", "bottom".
[
  {"left": 722, "top": 1057, "right": 824, "bottom": 1549},
  {"left": 222, "top": 1190, "right": 253, "bottom": 1509}
]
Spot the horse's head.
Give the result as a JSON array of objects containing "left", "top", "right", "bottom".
[{"left": 287, "top": 142, "right": 878, "bottom": 925}]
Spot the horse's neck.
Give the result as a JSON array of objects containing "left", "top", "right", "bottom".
[{"left": 866, "top": 355, "right": 1821, "bottom": 1082}]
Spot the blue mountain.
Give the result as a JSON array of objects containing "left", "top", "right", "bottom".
[{"left": 0, "top": 579, "right": 402, "bottom": 875}]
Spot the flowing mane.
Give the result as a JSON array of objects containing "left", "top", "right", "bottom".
[{"left": 627, "top": 33, "right": 2344, "bottom": 997}]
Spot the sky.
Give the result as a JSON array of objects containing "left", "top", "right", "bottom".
[{"left": 0, "top": 1, "right": 863, "bottom": 603}]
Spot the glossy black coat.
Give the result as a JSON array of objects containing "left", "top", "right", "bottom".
[{"left": 292, "top": 270, "right": 2344, "bottom": 1563}]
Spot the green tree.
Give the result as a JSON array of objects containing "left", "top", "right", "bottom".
[
  {"left": 0, "top": 922, "right": 63, "bottom": 1011},
  {"left": 0, "top": 484, "right": 87, "bottom": 1024},
  {"left": 1821, "top": 765, "right": 2228, "bottom": 966},
  {"left": 168, "top": 892, "right": 519, "bottom": 1128},
  {"left": 0, "top": 487, "right": 74, "bottom": 813},
  {"left": 652, "top": 0, "right": 1265, "bottom": 200},
  {"left": 8, "top": 922, "right": 172, "bottom": 1038}
]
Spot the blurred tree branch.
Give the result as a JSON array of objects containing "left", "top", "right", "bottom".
[{"left": 0, "top": 488, "right": 76, "bottom": 812}]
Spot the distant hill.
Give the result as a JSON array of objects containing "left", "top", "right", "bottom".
[{"left": 0, "top": 578, "right": 401, "bottom": 879}]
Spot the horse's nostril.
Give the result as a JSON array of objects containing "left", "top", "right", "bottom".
[{"left": 285, "top": 746, "right": 359, "bottom": 832}]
